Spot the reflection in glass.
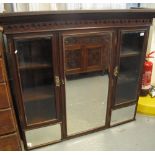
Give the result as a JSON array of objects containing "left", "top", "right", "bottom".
[
  {"left": 110, "top": 105, "right": 136, "bottom": 125},
  {"left": 115, "top": 31, "right": 145, "bottom": 105},
  {"left": 15, "top": 38, "right": 56, "bottom": 125},
  {"left": 64, "top": 34, "right": 111, "bottom": 135},
  {"left": 66, "top": 72, "right": 109, "bottom": 135},
  {"left": 25, "top": 123, "right": 61, "bottom": 148},
  {"left": 121, "top": 31, "right": 144, "bottom": 56},
  {"left": 64, "top": 32, "right": 112, "bottom": 135}
]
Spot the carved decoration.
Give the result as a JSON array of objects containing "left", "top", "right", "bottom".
[
  {"left": 4, "top": 18, "right": 152, "bottom": 34},
  {"left": 65, "top": 49, "right": 82, "bottom": 70},
  {"left": 65, "top": 34, "right": 110, "bottom": 45},
  {"left": 64, "top": 33, "right": 111, "bottom": 74},
  {"left": 87, "top": 48, "right": 101, "bottom": 66}
]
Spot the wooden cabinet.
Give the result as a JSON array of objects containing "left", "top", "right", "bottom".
[
  {"left": 0, "top": 10, "right": 155, "bottom": 150},
  {"left": 0, "top": 30, "right": 21, "bottom": 151}
]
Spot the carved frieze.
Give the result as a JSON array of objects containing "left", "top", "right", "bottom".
[{"left": 4, "top": 18, "right": 152, "bottom": 34}]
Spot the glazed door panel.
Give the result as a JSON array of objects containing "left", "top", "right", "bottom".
[
  {"left": 12, "top": 35, "right": 60, "bottom": 127},
  {"left": 114, "top": 29, "right": 147, "bottom": 106},
  {"left": 62, "top": 31, "right": 113, "bottom": 136}
]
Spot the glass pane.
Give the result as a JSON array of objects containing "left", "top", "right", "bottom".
[
  {"left": 15, "top": 38, "right": 56, "bottom": 125},
  {"left": 64, "top": 33, "right": 111, "bottom": 135},
  {"left": 115, "top": 31, "right": 145, "bottom": 105},
  {"left": 121, "top": 31, "right": 144, "bottom": 56},
  {"left": 66, "top": 72, "right": 109, "bottom": 135},
  {"left": 110, "top": 104, "right": 136, "bottom": 125},
  {"left": 25, "top": 123, "right": 61, "bottom": 148}
]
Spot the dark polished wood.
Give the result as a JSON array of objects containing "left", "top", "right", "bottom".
[
  {"left": 63, "top": 31, "right": 111, "bottom": 75},
  {"left": 0, "top": 9, "right": 155, "bottom": 34},
  {"left": 0, "top": 59, "right": 5, "bottom": 82},
  {"left": 0, "top": 28, "right": 3, "bottom": 57},
  {"left": 0, "top": 133, "right": 21, "bottom": 151},
  {"left": 0, "top": 109, "right": 16, "bottom": 135},
  {"left": 0, "top": 9, "right": 155, "bottom": 150},
  {"left": 0, "top": 83, "right": 10, "bottom": 109}
]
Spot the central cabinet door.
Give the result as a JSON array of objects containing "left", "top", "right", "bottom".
[{"left": 62, "top": 30, "right": 113, "bottom": 136}]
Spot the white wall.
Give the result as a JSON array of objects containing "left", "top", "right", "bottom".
[
  {"left": 0, "top": 3, "right": 4, "bottom": 12},
  {"left": 3, "top": 3, "right": 127, "bottom": 12}
]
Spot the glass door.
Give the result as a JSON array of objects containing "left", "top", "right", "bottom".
[
  {"left": 13, "top": 36, "right": 60, "bottom": 127},
  {"left": 62, "top": 31, "right": 113, "bottom": 136},
  {"left": 114, "top": 30, "right": 146, "bottom": 106}
]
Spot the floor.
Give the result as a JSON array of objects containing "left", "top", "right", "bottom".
[{"left": 35, "top": 113, "right": 155, "bottom": 151}]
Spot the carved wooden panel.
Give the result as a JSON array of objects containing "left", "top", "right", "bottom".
[
  {"left": 65, "top": 48, "right": 83, "bottom": 74},
  {"left": 64, "top": 35, "right": 110, "bottom": 46},
  {"left": 64, "top": 37, "right": 78, "bottom": 45},
  {"left": 64, "top": 32, "right": 111, "bottom": 75},
  {"left": 87, "top": 47, "right": 102, "bottom": 68}
]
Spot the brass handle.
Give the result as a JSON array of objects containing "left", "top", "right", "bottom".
[
  {"left": 55, "top": 76, "right": 60, "bottom": 87},
  {"left": 114, "top": 66, "right": 119, "bottom": 77}
]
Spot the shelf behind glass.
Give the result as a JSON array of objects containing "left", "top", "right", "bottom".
[
  {"left": 117, "top": 72, "right": 138, "bottom": 84},
  {"left": 23, "top": 85, "right": 54, "bottom": 102},
  {"left": 19, "top": 62, "right": 52, "bottom": 70},
  {"left": 25, "top": 97, "right": 56, "bottom": 125},
  {"left": 120, "top": 48, "right": 140, "bottom": 58}
]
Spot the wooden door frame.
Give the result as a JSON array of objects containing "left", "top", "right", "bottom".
[
  {"left": 59, "top": 28, "right": 115, "bottom": 139},
  {"left": 7, "top": 32, "right": 62, "bottom": 130},
  {"left": 110, "top": 26, "right": 150, "bottom": 126},
  {"left": 112, "top": 27, "right": 150, "bottom": 108}
]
